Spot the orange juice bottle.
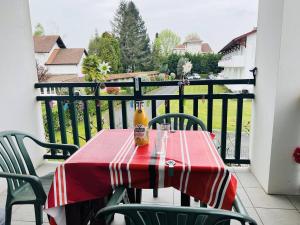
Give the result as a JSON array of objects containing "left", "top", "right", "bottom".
[{"left": 134, "top": 101, "right": 149, "bottom": 146}]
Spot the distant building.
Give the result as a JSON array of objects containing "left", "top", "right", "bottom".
[
  {"left": 173, "top": 35, "right": 213, "bottom": 54},
  {"left": 218, "top": 28, "right": 257, "bottom": 92},
  {"left": 33, "top": 35, "right": 87, "bottom": 77}
]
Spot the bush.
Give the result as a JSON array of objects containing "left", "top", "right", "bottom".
[{"left": 165, "top": 53, "right": 222, "bottom": 75}]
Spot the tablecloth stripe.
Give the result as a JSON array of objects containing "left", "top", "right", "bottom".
[
  {"left": 109, "top": 132, "right": 133, "bottom": 189},
  {"left": 179, "top": 131, "right": 186, "bottom": 192},
  {"left": 183, "top": 131, "right": 191, "bottom": 194},
  {"left": 126, "top": 145, "right": 139, "bottom": 188}
]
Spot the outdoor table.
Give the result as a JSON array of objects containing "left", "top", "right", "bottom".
[{"left": 45, "top": 129, "right": 238, "bottom": 225}]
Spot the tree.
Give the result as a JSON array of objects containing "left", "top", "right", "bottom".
[
  {"left": 156, "top": 29, "right": 181, "bottom": 57},
  {"left": 34, "top": 23, "right": 45, "bottom": 36},
  {"left": 177, "top": 57, "right": 189, "bottom": 79},
  {"left": 151, "top": 33, "right": 163, "bottom": 70},
  {"left": 112, "top": 1, "right": 152, "bottom": 72},
  {"left": 88, "top": 32, "right": 121, "bottom": 73}
]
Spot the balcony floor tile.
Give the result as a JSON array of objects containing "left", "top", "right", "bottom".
[
  {"left": 256, "top": 208, "right": 300, "bottom": 225},
  {"left": 246, "top": 187, "right": 295, "bottom": 209}
]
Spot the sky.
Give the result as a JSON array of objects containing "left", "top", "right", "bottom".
[{"left": 29, "top": 0, "right": 258, "bottom": 52}]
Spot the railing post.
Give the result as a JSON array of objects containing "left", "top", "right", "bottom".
[
  {"left": 221, "top": 98, "right": 228, "bottom": 160},
  {"left": 57, "top": 101, "right": 68, "bottom": 144},
  {"left": 134, "top": 77, "right": 142, "bottom": 101},
  {"left": 207, "top": 84, "right": 213, "bottom": 132},
  {"left": 235, "top": 97, "right": 243, "bottom": 161},
  {"left": 179, "top": 84, "right": 184, "bottom": 113},
  {"left": 45, "top": 100, "right": 56, "bottom": 156},
  {"left": 95, "top": 85, "right": 102, "bottom": 131},
  {"left": 69, "top": 87, "right": 80, "bottom": 146}
]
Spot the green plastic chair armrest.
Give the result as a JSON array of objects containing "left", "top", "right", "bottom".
[
  {"left": 0, "top": 172, "right": 47, "bottom": 203},
  {"left": 27, "top": 135, "right": 79, "bottom": 155}
]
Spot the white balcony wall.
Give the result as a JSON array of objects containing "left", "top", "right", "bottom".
[
  {"left": 0, "top": 0, "right": 45, "bottom": 179},
  {"left": 251, "top": 0, "right": 300, "bottom": 195}
]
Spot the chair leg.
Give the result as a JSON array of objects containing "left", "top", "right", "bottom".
[
  {"left": 135, "top": 189, "right": 142, "bottom": 203},
  {"left": 5, "top": 204, "right": 12, "bottom": 225},
  {"left": 34, "top": 204, "right": 43, "bottom": 225},
  {"left": 200, "top": 202, "right": 207, "bottom": 207},
  {"left": 153, "top": 188, "right": 158, "bottom": 198},
  {"left": 181, "top": 193, "right": 190, "bottom": 206}
]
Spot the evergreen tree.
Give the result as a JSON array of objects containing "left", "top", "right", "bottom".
[
  {"left": 152, "top": 33, "right": 163, "bottom": 70},
  {"left": 112, "top": 1, "right": 152, "bottom": 72}
]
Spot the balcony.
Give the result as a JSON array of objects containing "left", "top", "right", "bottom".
[
  {"left": 218, "top": 55, "right": 245, "bottom": 68},
  {"left": 1, "top": 1, "right": 300, "bottom": 225}
]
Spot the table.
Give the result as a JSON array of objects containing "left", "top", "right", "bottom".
[{"left": 45, "top": 129, "right": 237, "bottom": 225}]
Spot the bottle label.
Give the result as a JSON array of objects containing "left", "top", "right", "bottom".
[{"left": 134, "top": 124, "right": 147, "bottom": 138}]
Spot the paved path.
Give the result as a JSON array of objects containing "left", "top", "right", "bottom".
[{"left": 103, "top": 85, "right": 178, "bottom": 129}]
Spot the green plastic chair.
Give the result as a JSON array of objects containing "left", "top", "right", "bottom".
[
  {"left": 95, "top": 201, "right": 257, "bottom": 225},
  {"left": 148, "top": 113, "right": 207, "bottom": 131},
  {"left": 145, "top": 113, "right": 207, "bottom": 204},
  {"left": 0, "top": 130, "right": 79, "bottom": 225}
]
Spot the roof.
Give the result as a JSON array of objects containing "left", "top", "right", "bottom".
[
  {"left": 219, "top": 28, "right": 257, "bottom": 54},
  {"left": 174, "top": 44, "right": 186, "bottom": 49},
  {"left": 42, "top": 71, "right": 159, "bottom": 83},
  {"left": 45, "top": 48, "right": 87, "bottom": 65},
  {"left": 33, "top": 35, "right": 66, "bottom": 53},
  {"left": 201, "top": 43, "right": 213, "bottom": 53}
]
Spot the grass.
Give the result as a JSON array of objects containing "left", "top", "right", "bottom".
[{"left": 157, "top": 85, "right": 252, "bottom": 132}]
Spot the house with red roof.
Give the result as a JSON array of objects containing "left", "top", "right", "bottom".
[
  {"left": 173, "top": 35, "right": 213, "bottom": 55},
  {"left": 33, "top": 35, "right": 87, "bottom": 77}
]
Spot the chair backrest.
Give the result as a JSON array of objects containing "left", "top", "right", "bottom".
[
  {"left": 149, "top": 113, "right": 207, "bottom": 131},
  {"left": 96, "top": 204, "right": 257, "bottom": 225},
  {"left": 0, "top": 131, "right": 37, "bottom": 192}
]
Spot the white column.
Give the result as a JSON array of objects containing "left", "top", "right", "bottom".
[
  {"left": 0, "top": 1, "right": 45, "bottom": 167},
  {"left": 250, "top": 0, "right": 300, "bottom": 194}
]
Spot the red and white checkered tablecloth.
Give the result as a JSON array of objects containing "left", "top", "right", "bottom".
[{"left": 45, "top": 129, "right": 237, "bottom": 225}]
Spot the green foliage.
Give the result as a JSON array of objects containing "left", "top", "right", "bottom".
[
  {"left": 177, "top": 57, "right": 189, "bottom": 79},
  {"left": 82, "top": 55, "right": 108, "bottom": 82},
  {"left": 166, "top": 53, "right": 222, "bottom": 76},
  {"left": 88, "top": 32, "right": 121, "bottom": 73},
  {"left": 112, "top": 1, "right": 152, "bottom": 72},
  {"left": 152, "top": 34, "right": 164, "bottom": 70},
  {"left": 34, "top": 23, "right": 45, "bottom": 36},
  {"left": 156, "top": 29, "right": 181, "bottom": 57}
]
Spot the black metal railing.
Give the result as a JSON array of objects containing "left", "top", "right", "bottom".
[{"left": 35, "top": 78, "right": 255, "bottom": 164}]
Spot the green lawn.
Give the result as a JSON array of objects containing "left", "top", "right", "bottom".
[{"left": 157, "top": 85, "right": 252, "bottom": 132}]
